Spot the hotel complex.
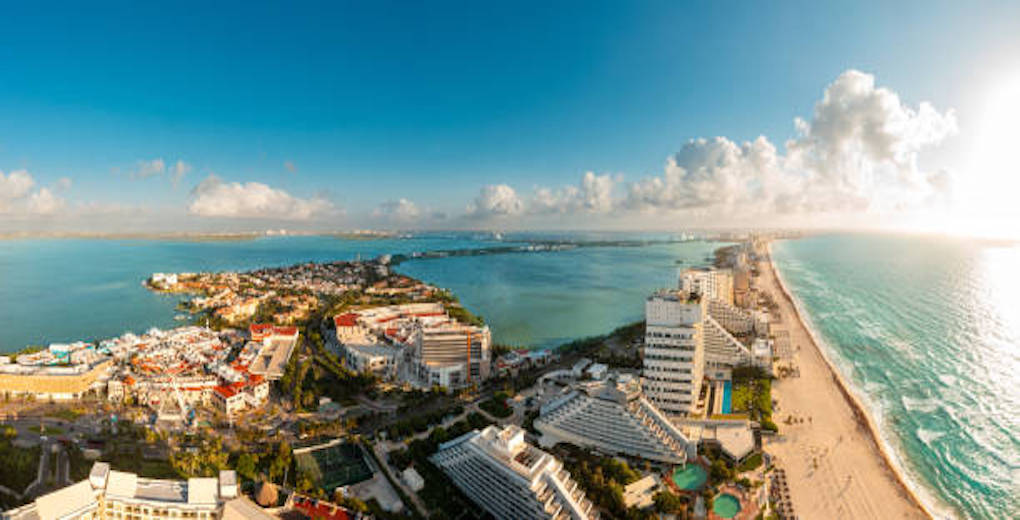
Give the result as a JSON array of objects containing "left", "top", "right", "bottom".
[
  {"left": 1, "top": 463, "right": 240, "bottom": 520},
  {"left": 430, "top": 425, "right": 598, "bottom": 520},
  {"left": 333, "top": 303, "right": 491, "bottom": 388},
  {"left": 643, "top": 267, "right": 772, "bottom": 418}
]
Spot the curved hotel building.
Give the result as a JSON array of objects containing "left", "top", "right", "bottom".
[
  {"left": 534, "top": 374, "right": 693, "bottom": 465},
  {"left": 430, "top": 425, "right": 598, "bottom": 520}
]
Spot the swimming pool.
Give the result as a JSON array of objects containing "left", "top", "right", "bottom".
[
  {"left": 671, "top": 465, "right": 708, "bottom": 491},
  {"left": 713, "top": 493, "right": 742, "bottom": 518},
  {"left": 722, "top": 380, "right": 732, "bottom": 414}
]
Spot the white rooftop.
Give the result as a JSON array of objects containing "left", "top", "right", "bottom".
[
  {"left": 187, "top": 478, "right": 219, "bottom": 505},
  {"left": 34, "top": 481, "right": 96, "bottom": 520},
  {"left": 222, "top": 497, "right": 276, "bottom": 520}
]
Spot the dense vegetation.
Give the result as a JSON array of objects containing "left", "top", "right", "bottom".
[
  {"left": 387, "top": 412, "right": 493, "bottom": 519},
  {"left": 557, "top": 445, "right": 652, "bottom": 519},
  {"left": 0, "top": 429, "right": 41, "bottom": 494},
  {"left": 477, "top": 391, "right": 513, "bottom": 418}
]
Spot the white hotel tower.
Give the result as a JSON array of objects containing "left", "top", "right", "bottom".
[
  {"left": 430, "top": 425, "right": 598, "bottom": 520},
  {"left": 642, "top": 290, "right": 705, "bottom": 417}
]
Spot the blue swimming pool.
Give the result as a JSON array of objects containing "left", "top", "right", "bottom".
[{"left": 722, "top": 380, "right": 732, "bottom": 414}]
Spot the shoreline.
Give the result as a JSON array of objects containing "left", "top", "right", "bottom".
[{"left": 763, "top": 240, "right": 935, "bottom": 519}]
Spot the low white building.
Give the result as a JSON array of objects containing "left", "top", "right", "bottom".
[
  {"left": 430, "top": 425, "right": 598, "bottom": 520},
  {"left": 342, "top": 341, "right": 401, "bottom": 378},
  {"left": 401, "top": 467, "right": 425, "bottom": 492},
  {"left": 2, "top": 463, "right": 238, "bottom": 520}
]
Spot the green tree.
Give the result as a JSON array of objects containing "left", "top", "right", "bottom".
[
  {"left": 235, "top": 453, "right": 258, "bottom": 481},
  {"left": 653, "top": 491, "right": 685, "bottom": 514}
]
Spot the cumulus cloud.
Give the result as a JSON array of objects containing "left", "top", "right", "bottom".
[
  {"left": 624, "top": 69, "right": 956, "bottom": 217},
  {"left": 27, "top": 188, "right": 65, "bottom": 215},
  {"left": 0, "top": 170, "right": 35, "bottom": 207},
  {"left": 532, "top": 172, "right": 616, "bottom": 214},
  {"left": 466, "top": 184, "right": 524, "bottom": 218},
  {"left": 188, "top": 175, "right": 334, "bottom": 220},
  {"left": 0, "top": 169, "right": 67, "bottom": 216},
  {"left": 373, "top": 198, "right": 421, "bottom": 222}
]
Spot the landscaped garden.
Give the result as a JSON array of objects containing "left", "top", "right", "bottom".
[{"left": 730, "top": 366, "right": 777, "bottom": 432}]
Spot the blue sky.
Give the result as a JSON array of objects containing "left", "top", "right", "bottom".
[{"left": 1, "top": 1, "right": 1019, "bottom": 233}]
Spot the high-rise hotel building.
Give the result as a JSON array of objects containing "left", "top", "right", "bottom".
[
  {"left": 430, "top": 425, "right": 598, "bottom": 520},
  {"left": 642, "top": 290, "right": 705, "bottom": 417}
]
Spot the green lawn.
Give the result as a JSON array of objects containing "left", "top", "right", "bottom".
[{"left": 737, "top": 452, "right": 764, "bottom": 473}]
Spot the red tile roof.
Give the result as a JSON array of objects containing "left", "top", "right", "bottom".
[
  {"left": 274, "top": 326, "right": 299, "bottom": 337},
  {"left": 292, "top": 496, "right": 351, "bottom": 520},
  {"left": 334, "top": 313, "right": 359, "bottom": 327},
  {"left": 213, "top": 385, "right": 237, "bottom": 399}
]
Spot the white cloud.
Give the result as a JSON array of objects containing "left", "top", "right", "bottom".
[
  {"left": 27, "top": 187, "right": 65, "bottom": 215},
  {"left": 466, "top": 184, "right": 524, "bottom": 218},
  {"left": 133, "top": 158, "right": 166, "bottom": 179},
  {"left": 373, "top": 198, "right": 421, "bottom": 222},
  {"left": 1, "top": 170, "right": 36, "bottom": 211},
  {"left": 131, "top": 158, "right": 191, "bottom": 187},
  {"left": 625, "top": 69, "right": 957, "bottom": 217},
  {"left": 170, "top": 160, "right": 191, "bottom": 187},
  {"left": 0, "top": 170, "right": 67, "bottom": 217},
  {"left": 187, "top": 175, "right": 334, "bottom": 220},
  {"left": 532, "top": 171, "right": 616, "bottom": 214}
]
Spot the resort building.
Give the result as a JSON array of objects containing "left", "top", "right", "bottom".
[
  {"left": 409, "top": 321, "right": 491, "bottom": 388},
  {"left": 678, "top": 267, "right": 733, "bottom": 305},
  {"left": 0, "top": 359, "right": 112, "bottom": 401},
  {"left": 703, "top": 316, "right": 753, "bottom": 370},
  {"left": 1, "top": 463, "right": 239, "bottom": 520},
  {"left": 707, "top": 299, "right": 754, "bottom": 336},
  {"left": 534, "top": 374, "right": 693, "bottom": 465},
  {"left": 430, "top": 425, "right": 598, "bottom": 520},
  {"left": 332, "top": 303, "right": 491, "bottom": 388},
  {"left": 333, "top": 314, "right": 401, "bottom": 378},
  {"left": 642, "top": 290, "right": 705, "bottom": 416},
  {"left": 212, "top": 374, "right": 269, "bottom": 416},
  {"left": 247, "top": 324, "right": 300, "bottom": 380}
]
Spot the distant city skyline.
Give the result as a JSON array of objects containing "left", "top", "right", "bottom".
[{"left": 1, "top": 2, "right": 1019, "bottom": 236}]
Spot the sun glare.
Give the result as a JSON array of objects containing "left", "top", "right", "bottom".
[{"left": 966, "top": 73, "right": 1020, "bottom": 213}]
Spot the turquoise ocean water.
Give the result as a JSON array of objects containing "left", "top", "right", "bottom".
[
  {"left": 0, "top": 233, "right": 716, "bottom": 351},
  {"left": 772, "top": 234, "right": 1020, "bottom": 519}
]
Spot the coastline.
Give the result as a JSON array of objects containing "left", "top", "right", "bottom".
[{"left": 762, "top": 240, "right": 934, "bottom": 519}]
